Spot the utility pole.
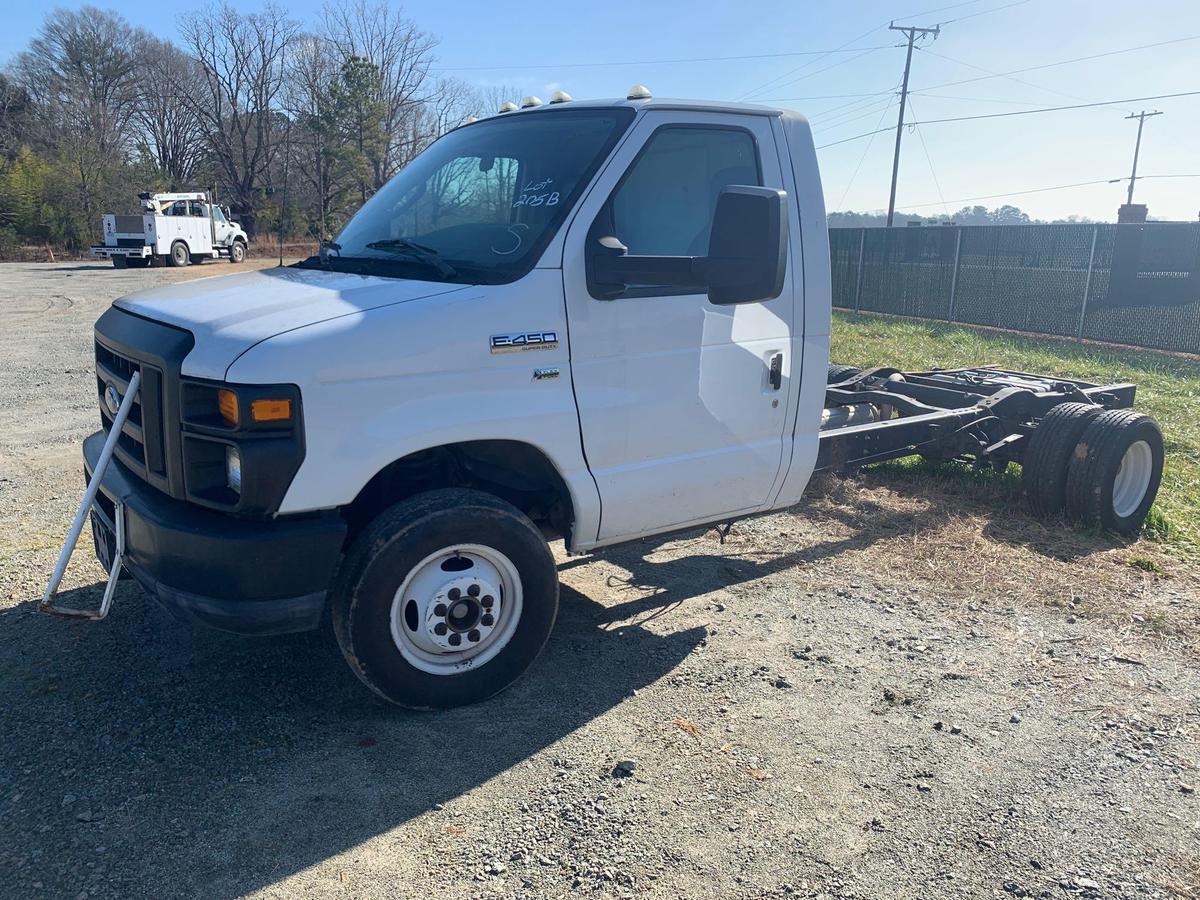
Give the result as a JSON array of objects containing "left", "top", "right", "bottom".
[
  {"left": 1124, "top": 109, "right": 1162, "bottom": 206},
  {"left": 886, "top": 22, "right": 940, "bottom": 227}
]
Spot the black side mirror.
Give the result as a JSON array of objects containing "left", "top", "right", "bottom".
[
  {"left": 589, "top": 185, "right": 788, "bottom": 304},
  {"left": 705, "top": 185, "right": 788, "bottom": 305}
]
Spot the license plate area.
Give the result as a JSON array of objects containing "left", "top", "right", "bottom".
[{"left": 90, "top": 507, "right": 116, "bottom": 573}]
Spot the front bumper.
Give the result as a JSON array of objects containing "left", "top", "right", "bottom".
[
  {"left": 90, "top": 245, "right": 153, "bottom": 259},
  {"left": 83, "top": 430, "right": 346, "bottom": 634}
]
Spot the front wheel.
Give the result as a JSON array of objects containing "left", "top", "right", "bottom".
[
  {"left": 332, "top": 488, "right": 559, "bottom": 709},
  {"left": 229, "top": 240, "right": 246, "bottom": 263}
]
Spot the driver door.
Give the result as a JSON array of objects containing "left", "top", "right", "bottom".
[{"left": 562, "top": 110, "right": 795, "bottom": 543}]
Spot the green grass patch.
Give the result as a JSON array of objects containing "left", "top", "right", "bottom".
[{"left": 831, "top": 311, "right": 1200, "bottom": 557}]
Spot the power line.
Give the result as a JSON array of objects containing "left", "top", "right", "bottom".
[
  {"left": 905, "top": 90, "right": 1200, "bottom": 126},
  {"left": 890, "top": 174, "right": 1200, "bottom": 211},
  {"left": 913, "top": 45, "right": 1097, "bottom": 108},
  {"left": 742, "top": 45, "right": 893, "bottom": 100},
  {"left": 814, "top": 89, "right": 1200, "bottom": 148},
  {"left": 432, "top": 44, "right": 897, "bottom": 72},
  {"left": 905, "top": 97, "right": 950, "bottom": 217},
  {"left": 835, "top": 97, "right": 897, "bottom": 209},
  {"left": 935, "top": 0, "right": 1031, "bottom": 26},
  {"left": 912, "top": 35, "right": 1200, "bottom": 93},
  {"left": 738, "top": 24, "right": 889, "bottom": 100}
]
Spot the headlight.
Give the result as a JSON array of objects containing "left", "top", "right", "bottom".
[{"left": 226, "top": 445, "right": 242, "bottom": 493}]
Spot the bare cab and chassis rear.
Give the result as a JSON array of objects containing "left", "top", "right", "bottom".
[{"left": 44, "top": 92, "right": 1165, "bottom": 709}]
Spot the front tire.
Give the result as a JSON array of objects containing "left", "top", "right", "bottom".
[
  {"left": 229, "top": 239, "right": 246, "bottom": 263},
  {"left": 332, "top": 489, "right": 559, "bottom": 709}
]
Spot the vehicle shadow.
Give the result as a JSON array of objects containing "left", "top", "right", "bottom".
[
  {"left": 0, "top": 580, "right": 704, "bottom": 898},
  {"left": 842, "top": 462, "right": 1132, "bottom": 562}
]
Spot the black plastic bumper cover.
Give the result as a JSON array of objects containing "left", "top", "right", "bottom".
[{"left": 83, "top": 430, "right": 346, "bottom": 634}]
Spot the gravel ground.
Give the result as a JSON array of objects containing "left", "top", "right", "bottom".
[{"left": 1, "top": 262, "right": 1198, "bottom": 900}]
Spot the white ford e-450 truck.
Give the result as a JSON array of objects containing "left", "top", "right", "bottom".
[{"left": 46, "top": 91, "right": 1165, "bottom": 708}]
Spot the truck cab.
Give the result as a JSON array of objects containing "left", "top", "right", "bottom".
[{"left": 70, "top": 91, "right": 1162, "bottom": 709}]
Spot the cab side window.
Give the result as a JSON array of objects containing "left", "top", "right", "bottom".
[{"left": 608, "top": 126, "right": 760, "bottom": 258}]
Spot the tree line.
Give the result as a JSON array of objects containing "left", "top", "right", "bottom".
[{"left": 0, "top": 1, "right": 505, "bottom": 253}]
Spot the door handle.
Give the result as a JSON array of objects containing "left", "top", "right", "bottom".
[{"left": 768, "top": 353, "right": 783, "bottom": 391}]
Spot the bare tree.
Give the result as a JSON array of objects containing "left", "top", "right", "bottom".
[
  {"left": 13, "top": 7, "right": 146, "bottom": 232},
  {"left": 321, "top": 0, "right": 436, "bottom": 187},
  {"left": 134, "top": 38, "right": 207, "bottom": 186},
  {"left": 179, "top": 1, "right": 299, "bottom": 236}
]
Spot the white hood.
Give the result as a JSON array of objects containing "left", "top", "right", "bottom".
[{"left": 114, "top": 267, "right": 469, "bottom": 380}]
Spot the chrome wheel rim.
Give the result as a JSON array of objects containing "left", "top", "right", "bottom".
[
  {"left": 389, "top": 544, "right": 522, "bottom": 676},
  {"left": 1112, "top": 440, "right": 1153, "bottom": 518}
]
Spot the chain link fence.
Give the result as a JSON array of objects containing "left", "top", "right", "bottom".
[{"left": 830, "top": 223, "right": 1200, "bottom": 355}]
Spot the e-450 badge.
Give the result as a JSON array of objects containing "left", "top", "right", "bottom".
[{"left": 490, "top": 331, "right": 558, "bottom": 353}]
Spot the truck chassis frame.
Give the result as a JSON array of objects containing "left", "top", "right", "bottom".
[{"left": 817, "top": 366, "right": 1136, "bottom": 473}]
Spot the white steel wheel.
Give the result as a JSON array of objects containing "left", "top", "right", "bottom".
[
  {"left": 332, "top": 488, "right": 559, "bottom": 709},
  {"left": 1065, "top": 409, "right": 1164, "bottom": 536},
  {"left": 389, "top": 544, "right": 524, "bottom": 676},
  {"left": 1111, "top": 440, "right": 1154, "bottom": 519}
]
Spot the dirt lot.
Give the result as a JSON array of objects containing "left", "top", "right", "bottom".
[{"left": 1, "top": 262, "right": 1198, "bottom": 900}]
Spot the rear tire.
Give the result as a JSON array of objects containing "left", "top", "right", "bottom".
[
  {"left": 1022, "top": 402, "right": 1103, "bottom": 517},
  {"left": 827, "top": 364, "right": 862, "bottom": 384},
  {"left": 168, "top": 241, "right": 189, "bottom": 268},
  {"left": 111, "top": 256, "right": 127, "bottom": 269},
  {"left": 1066, "top": 410, "right": 1164, "bottom": 536},
  {"left": 127, "top": 257, "right": 149, "bottom": 269},
  {"left": 332, "top": 488, "right": 559, "bottom": 709}
]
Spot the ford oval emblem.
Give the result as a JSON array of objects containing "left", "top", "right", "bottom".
[{"left": 104, "top": 382, "right": 121, "bottom": 417}]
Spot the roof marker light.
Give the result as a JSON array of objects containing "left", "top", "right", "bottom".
[
  {"left": 498, "top": 101, "right": 518, "bottom": 113},
  {"left": 549, "top": 90, "right": 572, "bottom": 104},
  {"left": 520, "top": 95, "right": 543, "bottom": 108},
  {"left": 627, "top": 84, "right": 652, "bottom": 100}
]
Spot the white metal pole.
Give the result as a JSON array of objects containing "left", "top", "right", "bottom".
[
  {"left": 40, "top": 370, "right": 140, "bottom": 608},
  {"left": 1076, "top": 226, "right": 1099, "bottom": 342},
  {"left": 947, "top": 227, "right": 962, "bottom": 322}
]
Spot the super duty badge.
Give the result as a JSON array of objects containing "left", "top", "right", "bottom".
[{"left": 490, "top": 331, "right": 558, "bottom": 353}]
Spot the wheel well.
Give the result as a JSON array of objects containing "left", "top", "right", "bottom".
[{"left": 342, "top": 440, "right": 574, "bottom": 546}]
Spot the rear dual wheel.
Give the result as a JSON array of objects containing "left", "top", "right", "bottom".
[
  {"left": 827, "top": 364, "right": 861, "bottom": 384},
  {"left": 332, "top": 488, "right": 559, "bottom": 709},
  {"left": 1023, "top": 403, "right": 1163, "bottom": 536}
]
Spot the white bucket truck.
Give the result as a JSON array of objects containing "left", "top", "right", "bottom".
[
  {"left": 90, "top": 191, "right": 248, "bottom": 268},
  {"left": 46, "top": 90, "right": 1163, "bottom": 709}
]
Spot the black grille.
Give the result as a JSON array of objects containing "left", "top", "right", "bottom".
[{"left": 95, "top": 340, "right": 166, "bottom": 481}]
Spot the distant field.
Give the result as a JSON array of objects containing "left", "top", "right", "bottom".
[{"left": 831, "top": 310, "right": 1200, "bottom": 558}]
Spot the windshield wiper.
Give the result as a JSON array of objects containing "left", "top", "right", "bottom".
[{"left": 364, "top": 239, "right": 457, "bottom": 278}]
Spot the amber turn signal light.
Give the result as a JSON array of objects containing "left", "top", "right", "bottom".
[
  {"left": 250, "top": 398, "right": 292, "bottom": 422},
  {"left": 217, "top": 389, "right": 239, "bottom": 426}
]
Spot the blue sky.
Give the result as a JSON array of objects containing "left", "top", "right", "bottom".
[{"left": 5, "top": 0, "right": 1198, "bottom": 221}]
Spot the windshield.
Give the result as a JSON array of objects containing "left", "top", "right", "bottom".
[{"left": 328, "top": 108, "right": 634, "bottom": 284}]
